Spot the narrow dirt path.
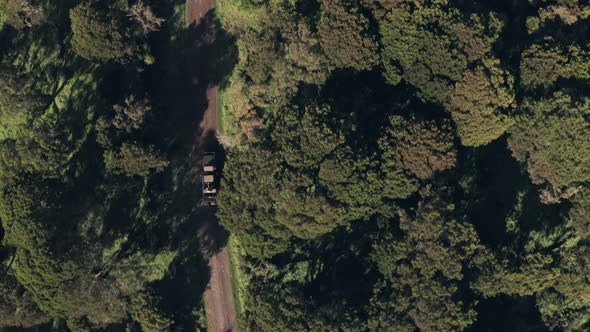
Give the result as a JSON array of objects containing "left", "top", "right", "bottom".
[{"left": 187, "top": 1, "right": 238, "bottom": 331}]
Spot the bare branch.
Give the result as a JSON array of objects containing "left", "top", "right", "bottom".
[{"left": 128, "top": 1, "right": 165, "bottom": 33}]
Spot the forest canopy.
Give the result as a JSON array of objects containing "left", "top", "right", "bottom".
[
  {"left": 215, "top": 0, "right": 590, "bottom": 331},
  {"left": 3, "top": 0, "right": 590, "bottom": 331}
]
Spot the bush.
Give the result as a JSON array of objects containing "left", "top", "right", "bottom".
[{"left": 70, "top": 0, "right": 140, "bottom": 63}]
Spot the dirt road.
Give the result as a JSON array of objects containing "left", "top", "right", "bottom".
[{"left": 187, "top": 1, "right": 238, "bottom": 331}]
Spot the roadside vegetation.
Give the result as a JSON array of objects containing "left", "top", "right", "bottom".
[
  {"left": 216, "top": 0, "right": 590, "bottom": 331},
  {"left": 0, "top": 0, "right": 209, "bottom": 330}
]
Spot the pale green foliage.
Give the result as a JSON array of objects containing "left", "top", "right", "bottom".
[
  {"left": 568, "top": 186, "right": 590, "bottom": 237},
  {"left": 0, "top": 178, "right": 129, "bottom": 325},
  {"left": 521, "top": 43, "right": 568, "bottom": 88},
  {"left": 0, "top": 177, "right": 53, "bottom": 250},
  {"left": 474, "top": 244, "right": 590, "bottom": 331},
  {"left": 218, "top": 142, "right": 346, "bottom": 242},
  {"left": 217, "top": 145, "right": 292, "bottom": 259},
  {"left": 216, "top": 0, "right": 266, "bottom": 32},
  {"left": 285, "top": 21, "right": 333, "bottom": 85},
  {"left": 527, "top": 2, "right": 590, "bottom": 34},
  {"left": 244, "top": 284, "right": 309, "bottom": 331},
  {"left": 536, "top": 289, "right": 590, "bottom": 331},
  {"left": 534, "top": 245, "right": 590, "bottom": 329},
  {"left": 318, "top": 148, "right": 402, "bottom": 220},
  {"left": 366, "top": 281, "right": 416, "bottom": 332},
  {"left": 377, "top": 0, "right": 511, "bottom": 147},
  {"left": 0, "top": 52, "right": 99, "bottom": 178},
  {"left": 220, "top": 1, "right": 334, "bottom": 120},
  {"left": 0, "top": 3, "right": 6, "bottom": 29},
  {"left": 0, "top": 0, "right": 206, "bottom": 328},
  {"left": 110, "top": 251, "right": 176, "bottom": 294},
  {"left": 379, "top": 166, "right": 419, "bottom": 202},
  {"left": 448, "top": 62, "right": 515, "bottom": 146},
  {"left": 113, "top": 96, "right": 150, "bottom": 132}
]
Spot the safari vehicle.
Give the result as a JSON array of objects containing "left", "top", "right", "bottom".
[{"left": 201, "top": 152, "right": 217, "bottom": 206}]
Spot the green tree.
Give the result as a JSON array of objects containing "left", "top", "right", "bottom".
[
  {"left": 508, "top": 92, "right": 590, "bottom": 191},
  {"left": 318, "top": 0, "right": 379, "bottom": 71},
  {"left": 373, "top": 190, "right": 480, "bottom": 331},
  {"left": 105, "top": 142, "right": 169, "bottom": 177},
  {"left": 379, "top": 115, "right": 457, "bottom": 179},
  {"left": 0, "top": 66, "right": 46, "bottom": 141},
  {"left": 244, "top": 283, "right": 311, "bottom": 332},
  {"left": 70, "top": 0, "right": 141, "bottom": 63},
  {"left": 113, "top": 96, "right": 151, "bottom": 132},
  {"left": 217, "top": 145, "right": 292, "bottom": 259},
  {"left": 318, "top": 147, "right": 400, "bottom": 220},
  {"left": 448, "top": 62, "right": 515, "bottom": 146},
  {"left": 0, "top": 272, "right": 49, "bottom": 328},
  {"left": 520, "top": 42, "right": 590, "bottom": 89},
  {"left": 568, "top": 186, "right": 590, "bottom": 237},
  {"left": 473, "top": 253, "right": 560, "bottom": 297},
  {"left": 1, "top": 0, "right": 45, "bottom": 29},
  {"left": 0, "top": 177, "right": 128, "bottom": 326},
  {"left": 129, "top": 291, "right": 173, "bottom": 332},
  {"left": 272, "top": 104, "right": 344, "bottom": 169},
  {"left": 275, "top": 170, "right": 346, "bottom": 239},
  {"left": 378, "top": 2, "right": 503, "bottom": 103},
  {"left": 285, "top": 21, "right": 333, "bottom": 85},
  {"left": 520, "top": 43, "right": 570, "bottom": 88}
]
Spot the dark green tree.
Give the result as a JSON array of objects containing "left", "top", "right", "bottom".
[
  {"left": 217, "top": 145, "right": 292, "bottom": 259},
  {"left": 520, "top": 41, "right": 590, "bottom": 89},
  {"left": 272, "top": 104, "right": 344, "bottom": 170},
  {"left": 379, "top": 115, "right": 457, "bottom": 179},
  {"left": 0, "top": 66, "right": 46, "bottom": 141},
  {"left": 0, "top": 271, "right": 49, "bottom": 328},
  {"left": 70, "top": 0, "right": 142, "bottom": 63},
  {"left": 113, "top": 96, "right": 151, "bottom": 132},
  {"left": 377, "top": 1, "right": 503, "bottom": 102},
  {"left": 105, "top": 142, "right": 169, "bottom": 177},
  {"left": 129, "top": 291, "right": 173, "bottom": 332},
  {"left": 372, "top": 189, "right": 481, "bottom": 331},
  {"left": 508, "top": 91, "right": 590, "bottom": 192}
]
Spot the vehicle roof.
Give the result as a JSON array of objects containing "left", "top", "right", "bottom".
[{"left": 202, "top": 153, "right": 215, "bottom": 166}]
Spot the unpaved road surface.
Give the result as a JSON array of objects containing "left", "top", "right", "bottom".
[{"left": 187, "top": 1, "right": 238, "bottom": 331}]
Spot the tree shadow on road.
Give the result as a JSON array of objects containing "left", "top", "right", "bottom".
[
  {"left": 186, "top": 9, "right": 236, "bottom": 257},
  {"left": 143, "top": 3, "right": 237, "bottom": 330}
]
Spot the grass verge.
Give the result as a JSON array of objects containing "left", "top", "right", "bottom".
[
  {"left": 217, "top": 88, "right": 228, "bottom": 134},
  {"left": 226, "top": 235, "right": 246, "bottom": 321}
]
